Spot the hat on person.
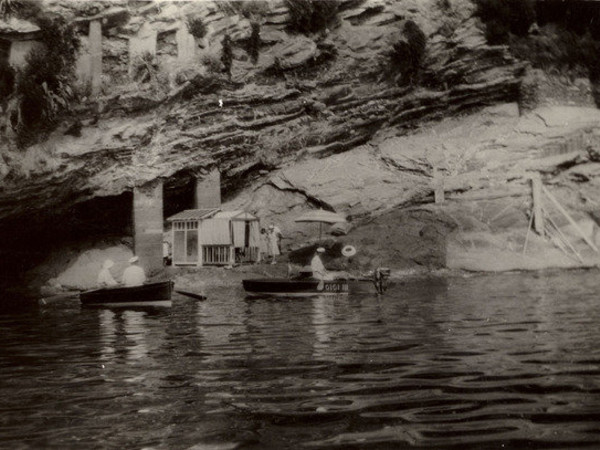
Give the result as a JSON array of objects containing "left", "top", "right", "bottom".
[
  {"left": 316, "top": 247, "right": 325, "bottom": 253},
  {"left": 129, "top": 256, "right": 139, "bottom": 264}
]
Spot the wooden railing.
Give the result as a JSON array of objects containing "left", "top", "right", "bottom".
[{"left": 203, "top": 245, "right": 232, "bottom": 265}]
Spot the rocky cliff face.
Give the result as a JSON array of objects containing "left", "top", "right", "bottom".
[
  {"left": 0, "top": 0, "right": 524, "bottom": 223},
  {"left": 2, "top": 0, "right": 600, "bottom": 291}
]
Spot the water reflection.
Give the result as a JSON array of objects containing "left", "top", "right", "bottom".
[
  {"left": 96, "top": 307, "right": 171, "bottom": 364},
  {"left": 1, "top": 271, "right": 600, "bottom": 448}
]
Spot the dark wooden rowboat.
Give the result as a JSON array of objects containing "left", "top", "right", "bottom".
[
  {"left": 243, "top": 267, "right": 390, "bottom": 298},
  {"left": 80, "top": 281, "right": 174, "bottom": 307},
  {"left": 242, "top": 278, "right": 349, "bottom": 298}
]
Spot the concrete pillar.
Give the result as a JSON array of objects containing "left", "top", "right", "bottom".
[
  {"left": 129, "top": 22, "right": 157, "bottom": 76},
  {"left": 89, "top": 20, "right": 102, "bottom": 96},
  {"left": 75, "top": 35, "right": 91, "bottom": 88},
  {"left": 194, "top": 169, "right": 221, "bottom": 209},
  {"left": 133, "top": 179, "right": 164, "bottom": 275},
  {"left": 176, "top": 23, "right": 196, "bottom": 65},
  {"left": 8, "top": 39, "right": 43, "bottom": 68}
]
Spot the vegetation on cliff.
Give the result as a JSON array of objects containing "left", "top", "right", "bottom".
[
  {"left": 1, "top": 1, "right": 79, "bottom": 148},
  {"left": 388, "top": 20, "right": 427, "bottom": 86},
  {"left": 476, "top": 0, "right": 600, "bottom": 105},
  {"left": 185, "top": 15, "right": 207, "bottom": 40},
  {"left": 475, "top": 0, "right": 536, "bottom": 44},
  {"left": 285, "top": 0, "right": 339, "bottom": 34}
]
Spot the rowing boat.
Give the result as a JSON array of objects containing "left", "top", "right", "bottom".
[
  {"left": 242, "top": 267, "right": 390, "bottom": 298},
  {"left": 80, "top": 281, "right": 174, "bottom": 307},
  {"left": 242, "top": 278, "right": 349, "bottom": 298}
]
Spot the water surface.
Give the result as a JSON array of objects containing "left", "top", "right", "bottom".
[{"left": 1, "top": 270, "right": 600, "bottom": 449}]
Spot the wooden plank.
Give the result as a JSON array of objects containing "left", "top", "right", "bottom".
[
  {"left": 542, "top": 185, "right": 599, "bottom": 253},
  {"left": 531, "top": 174, "right": 544, "bottom": 236},
  {"left": 447, "top": 190, "right": 528, "bottom": 201},
  {"left": 433, "top": 166, "right": 444, "bottom": 204},
  {"left": 175, "top": 290, "right": 206, "bottom": 300},
  {"left": 522, "top": 210, "right": 534, "bottom": 255}
]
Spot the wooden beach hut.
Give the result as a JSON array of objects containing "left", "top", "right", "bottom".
[{"left": 167, "top": 208, "right": 260, "bottom": 266}]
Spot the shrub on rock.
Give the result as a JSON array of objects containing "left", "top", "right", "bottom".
[
  {"left": 475, "top": 0, "right": 536, "bottom": 45},
  {"left": 390, "top": 20, "right": 427, "bottom": 86},
  {"left": 9, "top": 15, "right": 80, "bottom": 148},
  {"left": 285, "top": 0, "right": 339, "bottom": 34},
  {"left": 248, "top": 22, "right": 261, "bottom": 64},
  {"left": 0, "top": 58, "right": 15, "bottom": 104},
  {"left": 186, "top": 16, "right": 207, "bottom": 39},
  {"left": 221, "top": 34, "right": 233, "bottom": 79}
]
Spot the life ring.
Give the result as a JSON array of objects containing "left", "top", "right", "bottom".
[{"left": 341, "top": 245, "right": 357, "bottom": 257}]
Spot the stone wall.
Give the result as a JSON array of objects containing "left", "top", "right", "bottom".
[
  {"left": 0, "top": 3, "right": 206, "bottom": 95},
  {"left": 8, "top": 38, "right": 44, "bottom": 67}
]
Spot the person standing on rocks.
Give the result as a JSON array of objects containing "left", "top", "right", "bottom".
[
  {"left": 258, "top": 227, "right": 270, "bottom": 263},
  {"left": 268, "top": 224, "right": 283, "bottom": 265}
]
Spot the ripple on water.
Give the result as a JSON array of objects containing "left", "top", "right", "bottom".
[{"left": 1, "top": 272, "right": 600, "bottom": 448}]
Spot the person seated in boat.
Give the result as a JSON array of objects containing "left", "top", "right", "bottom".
[
  {"left": 311, "top": 247, "right": 333, "bottom": 280},
  {"left": 122, "top": 256, "right": 147, "bottom": 287},
  {"left": 97, "top": 259, "right": 117, "bottom": 287}
]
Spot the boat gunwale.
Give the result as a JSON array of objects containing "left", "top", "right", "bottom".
[{"left": 80, "top": 280, "right": 174, "bottom": 305}]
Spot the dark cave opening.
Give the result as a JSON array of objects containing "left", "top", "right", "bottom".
[{"left": 0, "top": 174, "right": 201, "bottom": 296}]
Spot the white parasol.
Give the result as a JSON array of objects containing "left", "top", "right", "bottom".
[{"left": 294, "top": 209, "right": 347, "bottom": 240}]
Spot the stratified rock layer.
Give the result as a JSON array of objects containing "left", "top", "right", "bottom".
[{"left": 0, "top": 0, "right": 525, "bottom": 228}]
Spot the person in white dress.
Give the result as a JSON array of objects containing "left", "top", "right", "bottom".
[
  {"left": 268, "top": 224, "right": 282, "bottom": 264},
  {"left": 122, "top": 256, "right": 147, "bottom": 287},
  {"left": 97, "top": 259, "right": 117, "bottom": 287},
  {"left": 258, "top": 228, "right": 270, "bottom": 262}
]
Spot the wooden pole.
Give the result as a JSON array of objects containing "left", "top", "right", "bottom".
[
  {"left": 542, "top": 185, "right": 599, "bottom": 253},
  {"left": 522, "top": 210, "right": 534, "bottom": 255},
  {"left": 433, "top": 165, "right": 445, "bottom": 204},
  {"left": 545, "top": 212, "right": 584, "bottom": 263},
  {"left": 530, "top": 174, "right": 544, "bottom": 236}
]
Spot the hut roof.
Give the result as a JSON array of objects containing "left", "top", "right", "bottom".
[
  {"left": 213, "top": 210, "right": 258, "bottom": 221},
  {"left": 167, "top": 208, "right": 220, "bottom": 221},
  {"left": 0, "top": 17, "right": 39, "bottom": 39}
]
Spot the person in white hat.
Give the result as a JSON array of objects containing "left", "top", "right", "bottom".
[
  {"left": 310, "top": 247, "right": 331, "bottom": 280},
  {"left": 97, "top": 259, "right": 117, "bottom": 287},
  {"left": 122, "top": 256, "right": 147, "bottom": 287}
]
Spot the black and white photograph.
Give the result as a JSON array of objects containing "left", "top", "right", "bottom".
[{"left": 1, "top": 0, "right": 599, "bottom": 448}]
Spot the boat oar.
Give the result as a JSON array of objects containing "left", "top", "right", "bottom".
[
  {"left": 175, "top": 290, "right": 207, "bottom": 300},
  {"left": 38, "top": 292, "right": 80, "bottom": 306}
]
